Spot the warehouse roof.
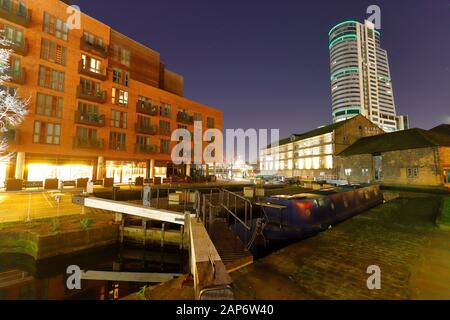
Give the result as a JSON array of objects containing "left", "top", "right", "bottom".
[
  {"left": 266, "top": 115, "right": 362, "bottom": 149},
  {"left": 338, "top": 127, "right": 450, "bottom": 157}
]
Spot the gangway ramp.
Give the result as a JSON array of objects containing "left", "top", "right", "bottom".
[{"left": 73, "top": 195, "right": 192, "bottom": 225}]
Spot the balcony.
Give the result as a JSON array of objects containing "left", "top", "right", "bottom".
[
  {"left": 80, "top": 37, "right": 108, "bottom": 58},
  {"left": 1, "top": 128, "right": 19, "bottom": 144},
  {"left": 135, "top": 123, "right": 158, "bottom": 135},
  {"left": 0, "top": 39, "right": 28, "bottom": 56},
  {"left": 177, "top": 112, "right": 194, "bottom": 125},
  {"left": 74, "top": 111, "right": 105, "bottom": 127},
  {"left": 110, "top": 143, "right": 126, "bottom": 152},
  {"left": 78, "top": 60, "right": 107, "bottom": 81},
  {"left": 136, "top": 101, "right": 158, "bottom": 116},
  {"left": 0, "top": 1, "right": 32, "bottom": 27},
  {"left": 76, "top": 85, "right": 107, "bottom": 104},
  {"left": 135, "top": 143, "right": 159, "bottom": 154},
  {"left": 5, "top": 68, "right": 25, "bottom": 84},
  {"left": 73, "top": 137, "right": 104, "bottom": 150}
]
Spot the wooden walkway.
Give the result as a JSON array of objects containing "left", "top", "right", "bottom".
[{"left": 208, "top": 220, "right": 253, "bottom": 272}]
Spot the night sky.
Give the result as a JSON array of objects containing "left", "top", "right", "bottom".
[{"left": 72, "top": 0, "right": 450, "bottom": 138}]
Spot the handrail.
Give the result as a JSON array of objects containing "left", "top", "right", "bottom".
[{"left": 220, "top": 204, "right": 251, "bottom": 231}]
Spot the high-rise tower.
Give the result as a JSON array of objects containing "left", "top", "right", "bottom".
[{"left": 329, "top": 20, "right": 408, "bottom": 132}]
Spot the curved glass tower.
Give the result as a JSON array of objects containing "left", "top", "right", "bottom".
[{"left": 329, "top": 20, "right": 405, "bottom": 132}]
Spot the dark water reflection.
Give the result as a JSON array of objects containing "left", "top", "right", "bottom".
[{"left": 0, "top": 244, "right": 188, "bottom": 300}]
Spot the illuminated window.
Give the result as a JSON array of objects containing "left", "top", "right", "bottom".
[
  {"left": 362, "top": 168, "right": 369, "bottom": 176},
  {"left": 345, "top": 169, "right": 352, "bottom": 176},
  {"left": 112, "top": 88, "right": 128, "bottom": 106},
  {"left": 305, "top": 158, "right": 312, "bottom": 170}
]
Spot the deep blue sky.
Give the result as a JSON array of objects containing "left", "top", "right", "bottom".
[{"left": 72, "top": 0, "right": 450, "bottom": 138}]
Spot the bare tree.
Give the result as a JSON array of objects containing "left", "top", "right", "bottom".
[{"left": 0, "top": 37, "right": 29, "bottom": 160}]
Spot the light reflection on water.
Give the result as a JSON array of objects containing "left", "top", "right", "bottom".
[{"left": 0, "top": 244, "right": 188, "bottom": 300}]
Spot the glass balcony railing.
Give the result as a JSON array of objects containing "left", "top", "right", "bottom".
[
  {"left": 76, "top": 85, "right": 107, "bottom": 104},
  {"left": 73, "top": 137, "right": 104, "bottom": 150},
  {"left": 78, "top": 60, "right": 107, "bottom": 81},
  {"left": 135, "top": 143, "right": 158, "bottom": 154},
  {"left": 135, "top": 123, "right": 158, "bottom": 135},
  {"left": 5, "top": 68, "right": 25, "bottom": 84},
  {"left": 74, "top": 111, "right": 105, "bottom": 127},
  {"left": 136, "top": 101, "right": 158, "bottom": 116},
  {"left": 80, "top": 37, "right": 108, "bottom": 58}
]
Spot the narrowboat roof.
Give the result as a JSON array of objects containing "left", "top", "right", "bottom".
[{"left": 270, "top": 193, "right": 323, "bottom": 200}]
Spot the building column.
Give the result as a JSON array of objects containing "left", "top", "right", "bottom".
[
  {"left": 205, "top": 164, "right": 210, "bottom": 176},
  {"left": 145, "top": 160, "right": 150, "bottom": 179},
  {"left": 149, "top": 159, "right": 155, "bottom": 179},
  {"left": 97, "top": 156, "right": 104, "bottom": 180},
  {"left": 186, "top": 163, "right": 191, "bottom": 177},
  {"left": 213, "top": 162, "right": 217, "bottom": 175},
  {"left": 15, "top": 152, "right": 25, "bottom": 180}
]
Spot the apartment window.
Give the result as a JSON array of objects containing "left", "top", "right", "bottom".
[
  {"left": 345, "top": 169, "right": 352, "bottom": 176},
  {"left": 206, "top": 117, "right": 215, "bottom": 128},
  {"left": 38, "top": 65, "right": 65, "bottom": 92},
  {"left": 113, "top": 45, "right": 119, "bottom": 61},
  {"left": 80, "top": 78, "right": 101, "bottom": 93},
  {"left": 10, "top": 56, "right": 20, "bottom": 73},
  {"left": 43, "top": 12, "right": 69, "bottom": 41},
  {"left": 83, "top": 32, "right": 104, "bottom": 48},
  {"left": 121, "top": 48, "right": 130, "bottom": 67},
  {"left": 160, "top": 103, "right": 171, "bottom": 118},
  {"left": 110, "top": 109, "right": 127, "bottom": 129},
  {"left": 362, "top": 168, "right": 369, "bottom": 177},
  {"left": 36, "top": 93, "right": 63, "bottom": 118},
  {"left": 33, "top": 121, "right": 61, "bottom": 145},
  {"left": 112, "top": 45, "right": 131, "bottom": 67},
  {"left": 407, "top": 167, "right": 419, "bottom": 179},
  {"left": 81, "top": 54, "right": 102, "bottom": 73},
  {"left": 111, "top": 88, "right": 128, "bottom": 106},
  {"left": 76, "top": 127, "right": 98, "bottom": 141},
  {"left": 3, "top": 25, "right": 23, "bottom": 45},
  {"left": 194, "top": 113, "right": 202, "bottom": 122},
  {"left": 109, "top": 132, "right": 126, "bottom": 151},
  {"left": 137, "top": 115, "right": 151, "bottom": 127},
  {"left": 41, "top": 39, "right": 67, "bottom": 66},
  {"left": 112, "top": 68, "right": 129, "bottom": 86},
  {"left": 161, "top": 140, "right": 171, "bottom": 154},
  {"left": 78, "top": 102, "right": 99, "bottom": 114},
  {"left": 136, "top": 135, "right": 149, "bottom": 145},
  {"left": 159, "top": 120, "right": 171, "bottom": 136}
]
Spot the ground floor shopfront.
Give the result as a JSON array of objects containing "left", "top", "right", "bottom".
[{"left": 0, "top": 153, "right": 219, "bottom": 187}]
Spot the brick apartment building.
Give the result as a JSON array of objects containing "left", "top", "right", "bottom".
[{"left": 0, "top": 0, "right": 222, "bottom": 186}]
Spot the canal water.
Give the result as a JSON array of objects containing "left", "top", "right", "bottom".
[{"left": 0, "top": 244, "right": 188, "bottom": 300}]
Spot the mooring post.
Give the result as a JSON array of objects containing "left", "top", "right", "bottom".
[
  {"left": 142, "top": 219, "right": 147, "bottom": 249},
  {"left": 180, "top": 225, "right": 184, "bottom": 250},
  {"left": 161, "top": 222, "right": 166, "bottom": 248}
]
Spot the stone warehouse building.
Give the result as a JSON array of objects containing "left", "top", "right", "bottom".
[
  {"left": 0, "top": 0, "right": 222, "bottom": 186},
  {"left": 336, "top": 125, "right": 450, "bottom": 187},
  {"left": 260, "top": 115, "right": 384, "bottom": 180}
]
